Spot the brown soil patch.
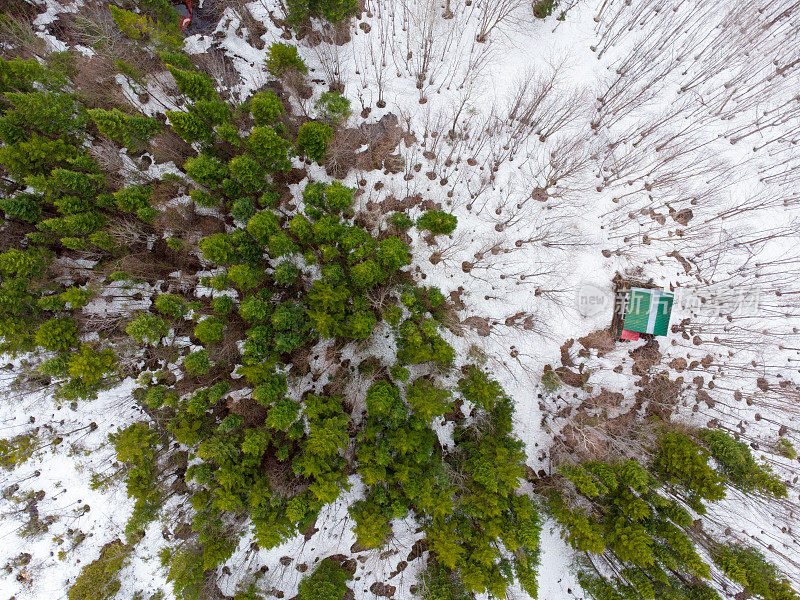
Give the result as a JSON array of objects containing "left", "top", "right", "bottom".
[
  {"left": 226, "top": 397, "right": 268, "bottom": 428},
  {"left": 635, "top": 373, "right": 683, "bottom": 420},
  {"left": 577, "top": 329, "right": 616, "bottom": 357},
  {"left": 554, "top": 366, "right": 589, "bottom": 387},
  {"left": 324, "top": 113, "right": 403, "bottom": 178},
  {"left": 370, "top": 582, "right": 396, "bottom": 597},
  {"left": 461, "top": 316, "right": 491, "bottom": 337},
  {"left": 149, "top": 129, "right": 197, "bottom": 166},
  {"left": 407, "top": 539, "right": 428, "bottom": 561},
  {"left": 560, "top": 339, "right": 575, "bottom": 367},
  {"left": 630, "top": 339, "right": 662, "bottom": 375},
  {"left": 668, "top": 357, "right": 687, "bottom": 372},
  {"left": 585, "top": 388, "right": 624, "bottom": 410}
]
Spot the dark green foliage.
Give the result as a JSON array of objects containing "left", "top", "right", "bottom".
[
  {"left": 577, "top": 571, "right": 721, "bottom": 600},
  {"left": 254, "top": 373, "right": 288, "bottom": 406},
  {"left": 419, "top": 561, "right": 471, "bottom": 600},
  {"left": 283, "top": 0, "right": 311, "bottom": 26},
  {"left": 239, "top": 296, "right": 272, "bottom": 324},
  {"left": 0, "top": 57, "right": 55, "bottom": 94},
  {"left": 365, "top": 380, "right": 404, "bottom": 424},
  {"left": 552, "top": 455, "right": 718, "bottom": 599},
  {"left": 163, "top": 546, "right": 206, "bottom": 600},
  {"left": 272, "top": 301, "right": 306, "bottom": 331},
  {"left": 0, "top": 247, "right": 53, "bottom": 352},
  {"left": 389, "top": 364, "right": 410, "bottom": 382},
  {"left": 229, "top": 153, "right": 269, "bottom": 194},
  {"left": 211, "top": 295, "right": 234, "bottom": 315},
  {"left": 185, "top": 154, "right": 228, "bottom": 187},
  {"left": 190, "top": 189, "right": 216, "bottom": 208},
  {"left": 459, "top": 367, "right": 505, "bottom": 411},
  {"left": 199, "top": 233, "right": 241, "bottom": 265},
  {"left": 142, "top": 384, "right": 178, "bottom": 409},
  {"left": 417, "top": 211, "right": 457, "bottom": 235},
  {"left": 164, "top": 66, "right": 231, "bottom": 147},
  {"left": 127, "top": 313, "right": 170, "bottom": 346},
  {"left": 67, "top": 540, "right": 130, "bottom": 600},
  {"left": 294, "top": 394, "right": 349, "bottom": 503},
  {"left": 406, "top": 377, "right": 452, "bottom": 422},
  {"left": 250, "top": 90, "right": 284, "bottom": 125},
  {"left": 424, "top": 369, "right": 540, "bottom": 597},
  {"left": 168, "top": 109, "right": 213, "bottom": 142},
  {"left": 533, "top": 0, "right": 558, "bottom": 18},
  {"left": 0, "top": 432, "right": 38, "bottom": 471},
  {"left": 0, "top": 135, "right": 78, "bottom": 179},
  {"left": 0, "top": 91, "right": 85, "bottom": 143},
  {"left": 88, "top": 108, "right": 160, "bottom": 152},
  {"left": 265, "top": 43, "right": 309, "bottom": 77},
  {"left": 35, "top": 317, "right": 78, "bottom": 351},
  {"left": 167, "top": 66, "right": 216, "bottom": 101},
  {"left": 377, "top": 236, "right": 411, "bottom": 272},
  {"left": 348, "top": 310, "right": 377, "bottom": 339},
  {"left": 548, "top": 426, "right": 792, "bottom": 600},
  {"left": 698, "top": 429, "right": 787, "bottom": 497},
  {"left": 383, "top": 305, "right": 402, "bottom": 327},
  {"left": 265, "top": 397, "right": 300, "bottom": 430},
  {"left": 653, "top": 431, "right": 726, "bottom": 510},
  {"left": 713, "top": 544, "right": 799, "bottom": 600},
  {"left": 194, "top": 99, "right": 231, "bottom": 126},
  {"left": 68, "top": 344, "right": 117, "bottom": 386},
  {"left": 0, "top": 47, "right": 545, "bottom": 600},
  {"left": 303, "top": 180, "right": 353, "bottom": 216},
  {"left": 0, "top": 191, "right": 42, "bottom": 222},
  {"left": 297, "top": 558, "right": 352, "bottom": 600},
  {"left": 350, "top": 260, "right": 381, "bottom": 289},
  {"left": 776, "top": 438, "right": 797, "bottom": 459},
  {"left": 61, "top": 286, "right": 94, "bottom": 308},
  {"left": 388, "top": 212, "right": 414, "bottom": 230},
  {"left": 273, "top": 261, "right": 300, "bottom": 285},
  {"left": 247, "top": 126, "right": 293, "bottom": 171},
  {"left": 353, "top": 379, "right": 450, "bottom": 547},
  {"left": 184, "top": 349, "right": 211, "bottom": 375},
  {"left": 219, "top": 414, "right": 244, "bottom": 433},
  {"left": 315, "top": 92, "right": 351, "bottom": 127},
  {"left": 139, "top": 0, "right": 181, "bottom": 22},
  {"left": 284, "top": 0, "right": 358, "bottom": 25},
  {"left": 155, "top": 293, "right": 188, "bottom": 319},
  {"left": 231, "top": 197, "right": 257, "bottom": 222},
  {"left": 305, "top": 282, "right": 347, "bottom": 336},
  {"left": 318, "top": 0, "right": 359, "bottom": 21},
  {"left": 397, "top": 318, "right": 455, "bottom": 366},
  {"left": 296, "top": 121, "right": 334, "bottom": 162},
  {"left": 349, "top": 500, "right": 392, "bottom": 548},
  {"left": 228, "top": 264, "right": 264, "bottom": 290},
  {"left": 112, "top": 422, "right": 162, "bottom": 535},
  {"left": 246, "top": 210, "right": 280, "bottom": 245},
  {"left": 114, "top": 185, "right": 154, "bottom": 221}
]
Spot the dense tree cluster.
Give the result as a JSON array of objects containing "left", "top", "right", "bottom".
[
  {"left": 297, "top": 557, "right": 353, "bottom": 600},
  {"left": 67, "top": 540, "right": 131, "bottom": 600},
  {"left": 0, "top": 7, "right": 538, "bottom": 596},
  {"left": 551, "top": 429, "right": 795, "bottom": 600},
  {"left": 283, "top": 0, "right": 360, "bottom": 28},
  {"left": 0, "top": 58, "right": 170, "bottom": 400}
]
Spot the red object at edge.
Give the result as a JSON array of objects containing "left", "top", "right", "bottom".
[
  {"left": 620, "top": 329, "right": 640, "bottom": 341},
  {"left": 180, "top": 0, "right": 193, "bottom": 30}
]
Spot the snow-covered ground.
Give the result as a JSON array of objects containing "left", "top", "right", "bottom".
[{"left": 2, "top": 0, "right": 800, "bottom": 598}]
